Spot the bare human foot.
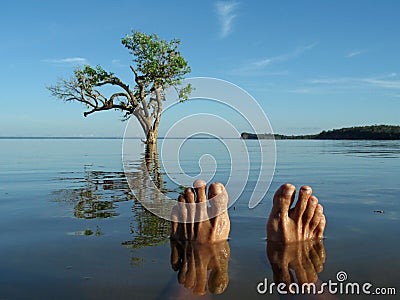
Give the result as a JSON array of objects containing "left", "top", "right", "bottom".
[
  {"left": 267, "top": 184, "right": 326, "bottom": 243},
  {"left": 170, "top": 180, "right": 230, "bottom": 243}
]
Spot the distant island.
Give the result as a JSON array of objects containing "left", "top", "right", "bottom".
[{"left": 241, "top": 125, "right": 400, "bottom": 140}]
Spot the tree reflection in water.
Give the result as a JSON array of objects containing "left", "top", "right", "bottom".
[
  {"left": 51, "top": 145, "right": 173, "bottom": 267},
  {"left": 52, "top": 169, "right": 132, "bottom": 219}
]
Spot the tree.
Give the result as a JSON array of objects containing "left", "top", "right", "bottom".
[{"left": 48, "top": 31, "right": 192, "bottom": 145}]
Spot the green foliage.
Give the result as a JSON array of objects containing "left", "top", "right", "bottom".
[
  {"left": 178, "top": 83, "right": 193, "bottom": 102},
  {"left": 315, "top": 125, "right": 400, "bottom": 140},
  {"left": 75, "top": 65, "right": 115, "bottom": 89},
  {"left": 121, "top": 31, "right": 191, "bottom": 90}
]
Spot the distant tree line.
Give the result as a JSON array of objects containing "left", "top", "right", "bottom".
[{"left": 241, "top": 125, "right": 400, "bottom": 140}]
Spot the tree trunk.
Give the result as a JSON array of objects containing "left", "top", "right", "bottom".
[
  {"left": 146, "top": 128, "right": 158, "bottom": 145},
  {"left": 144, "top": 134, "right": 162, "bottom": 189},
  {"left": 142, "top": 95, "right": 162, "bottom": 188},
  {"left": 145, "top": 112, "right": 161, "bottom": 145}
]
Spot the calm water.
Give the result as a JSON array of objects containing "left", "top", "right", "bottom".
[{"left": 0, "top": 138, "right": 399, "bottom": 299}]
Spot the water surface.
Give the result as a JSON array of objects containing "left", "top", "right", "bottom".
[{"left": 0, "top": 139, "right": 399, "bottom": 299}]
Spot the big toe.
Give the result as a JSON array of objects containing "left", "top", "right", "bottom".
[
  {"left": 209, "top": 182, "right": 230, "bottom": 242},
  {"left": 208, "top": 182, "right": 228, "bottom": 216},
  {"left": 271, "top": 183, "right": 296, "bottom": 218}
]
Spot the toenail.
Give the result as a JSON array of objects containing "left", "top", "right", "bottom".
[
  {"left": 209, "top": 183, "right": 223, "bottom": 194},
  {"left": 185, "top": 187, "right": 194, "bottom": 194},
  {"left": 281, "top": 183, "right": 295, "bottom": 194},
  {"left": 193, "top": 179, "right": 206, "bottom": 188}
]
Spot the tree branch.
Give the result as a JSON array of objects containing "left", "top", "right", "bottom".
[
  {"left": 97, "top": 77, "right": 138, "bottom": 107},
  {"left": 83, "top": 104, "right": 130, "bottom": 117},
  {"left": 133, "top": 108, "right": 150, "bottom": 133}
]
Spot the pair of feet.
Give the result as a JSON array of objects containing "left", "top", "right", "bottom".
[{"left": 171, "top": 180, "right": 326, "bottom": 243}]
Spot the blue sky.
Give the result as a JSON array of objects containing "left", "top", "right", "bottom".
[{"left": 1, "top": 0, "right": 399, "bottom": 136}]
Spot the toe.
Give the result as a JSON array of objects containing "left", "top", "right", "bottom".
[
  {"left": 178, "top": 194, "right": 188, "bottom": 239},
  {"left": 184, "top": 188, "right": 196, "bottom": 239},
  {"left": 315, "top": 214, "right": 326, "bottom": 239},
  {"left": 309, "top": 204, "right": 323, "bottom": 233},
  {"left": 271, "top": 183, "right": 296, "bottom": 218},
  {"left": 302, "top": 196, "right": 318, "bottom": 228},
  {"left": 208, "top": 182, "right": 225, "bottom": 198},
  {"left": 184, "top": 187, "right": 195, "bottom": 203},
  {"left": 193, "top": 180, "right": 207, "bottom": 203},
  {"left": 292, "top": 186, "right": 312, "bottom": 221},
  {"left": 193, "top": 181, "right": 210, "bottom": 234},
  {"left": 208, "top": 182, "right": 228, "bottom": 216},
  {"left": 267, "top": 184, "right": 296, "bottom": 242},
  {"left": 193, "top": 179, "right": 207, "bottom": 189},
  {"left": 209, "top": 183, "right": 230, "bottom": 242}
]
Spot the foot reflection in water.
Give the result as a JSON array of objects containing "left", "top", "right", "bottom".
[
  {"left": 267, "top": 239, "right": 331, "bottom": 297},
  {"left": 169, "top": 240, "right": 230, "bottom": 297}
]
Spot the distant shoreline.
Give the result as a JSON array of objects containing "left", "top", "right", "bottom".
[
  {"left": 2, "top": 125, "right": 400, "bottom": 140},
  {"left": 241, "top": 125, "right": 400, "bottom": 140}
]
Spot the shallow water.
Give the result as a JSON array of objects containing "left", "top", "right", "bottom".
[{"left": 0, "top": 138, "right": 399, "bottom": 299}]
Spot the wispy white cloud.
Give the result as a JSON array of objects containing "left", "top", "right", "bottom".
[
  {"left": 309, "top": 77, "right": 356, "bottom": 85},
  {"left": 346, "top": 49, "right": 367, "bottom": 58},
  {"left": 252, "top": 42, "right": 318, "bottom": 68},
  {"left": 289, "top": 88, "right": 319, "bottom": 94},
  {"left": 290, "top": 73, "right": 400, "bottom": 95},
  {"left": 111, "top": 59, "right": 125, "bottom": 67},
  {"left": 364, "top": 78, "right": 400, "bottom": 89},
  {"left": 216, "top": 1, "right": 239, "bottom": 38},
  {"left": 309, "top": 74, "right": 400, "bottom": 89},
  {"left": 230, "top": 42, "right": 318, "bottom": 76},
  {"left": 43, "top": 57, "right": 88, "bottom": 64}
]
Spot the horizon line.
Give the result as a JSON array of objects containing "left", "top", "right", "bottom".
[{"left": 0, "top": 136, "right": 240, "bottom": 140}]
